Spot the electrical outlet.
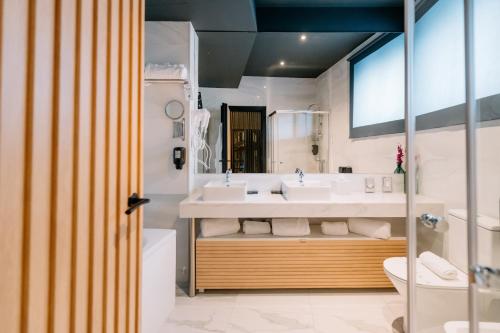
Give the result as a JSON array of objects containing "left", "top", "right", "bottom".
[{"left": 181, "top": 266, "right": 187, "bottom": 277}]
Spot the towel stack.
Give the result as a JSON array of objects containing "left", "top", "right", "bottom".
[
  {"left": 347, "top": 218, "right": 391, "bottom": 239},
  {"left": 271, "top": 218, "right": 310, "bottom": 236},
  {"left": 320, "top": 222, "right": 349, "bottom": 236},
  {"left": 200, "top": 218, "right": 240, "bottom": 237},
  {"left": 242, "top": 220, "right": 271, "bottom": 235},
  {"left": 319, "top": 218, "right": 392, "bottom": 239},
  {"left": 144, "top": 63, "right": 188, "bottom": 80}
]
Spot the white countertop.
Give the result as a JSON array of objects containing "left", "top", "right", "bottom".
[{"left": 179, "top": 190, "right": 444, "bottom": 218}]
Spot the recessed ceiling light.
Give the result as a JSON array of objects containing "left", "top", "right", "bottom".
[
  {"left": 280, "top": 61, "right": 285, "bottom": 66},
  {"left": 300, "top": 34, "right": 307, "bottom": 41},
  {"left": 263, "top": 85, "right": 266, "bottom": 89}
]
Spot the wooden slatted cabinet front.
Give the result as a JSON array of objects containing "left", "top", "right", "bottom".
[{"left": 196, "top": 238, "right": 406, "bottom": 290}]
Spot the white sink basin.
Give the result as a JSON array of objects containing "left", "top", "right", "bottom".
[
  {"left": 202, "top": 180, "right": 247, "bottom": 201},
  {"left": 281, "top": 180, "right": 331, "bottom": 201}
]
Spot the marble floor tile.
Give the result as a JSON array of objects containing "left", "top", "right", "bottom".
[
  {"left": 312, "top": 306, "right": 396, "bottom": 333},
  {"left": 385, "top": 300, "right": 405, "bottom": 319},
  {"left": 309, "top": 290, "right": 396, "bottom": 308},
  {"left": 160, "top": 305, "right": 234, "bottom": 333},
  {"left": 236, "top": 291, "right": 311, "bottom": 309},
  {"left": 229, "top": 307, "right": 315, "bottom": 333},
  {"left": 160, "top": 289, "right": 403, "bottom": 333}
]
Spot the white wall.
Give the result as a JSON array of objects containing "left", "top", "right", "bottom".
[
  {"left": 201, "top": 76, "right": 318, "bottom": 116},
  {"left": 144, "top": 22, "right": 198, "bottom": 285}
]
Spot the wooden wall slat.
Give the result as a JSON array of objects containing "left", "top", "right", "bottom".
[
  {"left": 25, "top": 0, "right": 56, "bottom": 331},
  {"left": 0, "top": 1, "right": 29, "bottom": 332},
  {"left": 103, "top": 0, "right": 119, "bottom": 332},
  {"left": 127, "top": 0, "right": 139, "bottom": 331},
  {"left": 115, "top": 0, "right": 131, "bottom": 331},
  {"left": 50, "top": 0, "right": 76, "bottom": 332},
  {"left": 88, "top": 0, "right": 108, "bottom": 331},
  {"left": 71, "top": 0, "right": 94, "bottom": 331},
  {"left": 134, "top": 0, "right": 145, "bottom": 331}
]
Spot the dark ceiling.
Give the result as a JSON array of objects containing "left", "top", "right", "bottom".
[
  {"left": 245, "top": 32, "right": 371, "bottom": 78},
  {"left": 146, "top": 0, "right": 404, "bottom": 88}
]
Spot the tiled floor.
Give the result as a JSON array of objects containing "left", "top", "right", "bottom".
[{"left": 158, "top": 288, "right": 404, "bottom": 333}]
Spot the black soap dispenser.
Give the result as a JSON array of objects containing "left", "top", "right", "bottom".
[
  {"left": 173, "top": 147, "right": 186, "bottom": 170},
  {"left": 197, "top": 92, "right": 203, "bottom": 109}
]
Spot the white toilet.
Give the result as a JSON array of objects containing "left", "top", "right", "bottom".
[{"left": 384, "top": 209, "right": 500, "bottom": 333}]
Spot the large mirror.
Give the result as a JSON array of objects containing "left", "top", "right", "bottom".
[{"left": 196, "top": 76, "right": 333, "bottom": 174}]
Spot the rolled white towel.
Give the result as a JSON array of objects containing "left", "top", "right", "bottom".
[
  {"left": 419, "top": 251, "right": 458, "bottom": 280},
  {"left": 242, "top": 221, "right": 271, "bottom": 235},
  {"left": 348, "top": 218, "right": 391, "bottom": 239},
  {"left": 144, "top": 63, "right": 188, "bottom": 80},
  {"left": 200, "top": 218, "right": 240, "bottom": 237},
  {"left": 321, "top": 221, "right": 349, "bottom": 236},
  {"left": 272, "top": 218, "right": 310, "bottom": 236}
]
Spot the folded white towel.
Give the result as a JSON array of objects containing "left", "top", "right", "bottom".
[
  {"left": 200, "top": 218, "right": 240, "bottom": 237},
  {"left": 144, "top": 63, "right": 188, "bottom": 80},
  {"left": 272, "top": 218, "right": 310, "bottom": 236},
  {"left": 242, "top": 221, "right": 271, "bottom": 235},
  {"left": 321, "top": 221, "right": 349, "bottom": 236},
  {"left": 348, "top": 218, "right": 391, "bottom": 239},
  {"left": 419, "top": 251, "right": 458, "bottom": 280}
]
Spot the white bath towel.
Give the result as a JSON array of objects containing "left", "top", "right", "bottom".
[
  {"left": 321, "top": 221, "right": 349, "bottom": 236},
  {"left": 200, "top": 218, "right": 240, "bottom": 237},
  {"left": 419, "top": 251, "right": 458, "bottom": 280},
  {"left": 242, "top": 221, "right": 271, "bottom": 235},
  {"left": 271, "top": 218, "right": 310, "bottom": 236},
  {"left": 348, "top": 218, "right": 391, "bottom": 239},
  {"left": 144, "top": 63, "right": 188, "bottom": 80}
]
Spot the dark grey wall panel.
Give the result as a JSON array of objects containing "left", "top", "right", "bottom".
[
  {"left": 255, "top": 0, "right": 403, "bottom": 6},
  {"left": 146, "top": 0, "right": 257, "bottom": 32},
  {"left": 256, "top": 7, "right": 404, "bottom": 32},
  {"left": 244, "top": 32, "right": 371, "bottom": 78},
  {"left": 199, "top": 32, "right": 257, "bottom": 88}
]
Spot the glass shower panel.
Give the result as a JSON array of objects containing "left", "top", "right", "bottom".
[
  {"left": 472, "top": 0, "right": 500, "bottom": 329},
  {"left": 413, "top": 1, "right": 468, "bottom": 332}
]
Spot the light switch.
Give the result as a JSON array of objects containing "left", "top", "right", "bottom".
[
  {"left": 382, "top": 176, "right": 393, "bottom": 193},
  {"left": 365, "top": 177, "right": 375, "bottom": 193}
]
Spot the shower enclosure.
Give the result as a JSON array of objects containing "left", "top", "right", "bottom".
[
  {"left": 404, "top": 0, "right": 500, "bottom": 332},
  {"left": 268, "top": 110, "right": 330, "bottom": 174}
]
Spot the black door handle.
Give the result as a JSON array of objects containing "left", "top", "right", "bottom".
[{"left": 125, "top": 193, "right": 150, "bottom": 215}]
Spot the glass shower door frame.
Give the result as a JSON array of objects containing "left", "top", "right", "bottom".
[
  {"left": 464, "top": 0, "right": 479, "bottom": 332},
  {"left": 404, "top": 0, "right": 480, "bottom": 332}
]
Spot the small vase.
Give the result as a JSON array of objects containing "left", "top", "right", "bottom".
[{"left": 394, "top": 163, "right": 406, "bottom": 192}]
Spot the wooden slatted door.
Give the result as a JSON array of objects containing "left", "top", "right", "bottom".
[{"left": 0, "top": 0, "right": 144, "bottom": 332}]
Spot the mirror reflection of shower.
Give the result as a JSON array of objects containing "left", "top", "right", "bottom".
[
  {"left": 268, "top": 108, "right": 330, "bottom": 174},
  {"left": 308, "top": 104, "right": 327, "bottom": 173}
]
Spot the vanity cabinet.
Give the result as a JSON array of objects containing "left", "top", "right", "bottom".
[{"left": 196, "top": 236, "right": 406, "bottom": 290}]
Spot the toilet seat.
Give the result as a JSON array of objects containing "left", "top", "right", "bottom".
[{"left": 383, "top": 257, "right": 468, "bottom": 290}]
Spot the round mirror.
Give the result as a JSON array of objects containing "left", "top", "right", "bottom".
[{"left": 164, "top": 100, "right": 184, "bottom": 120}]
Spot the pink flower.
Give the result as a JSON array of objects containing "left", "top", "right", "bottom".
[{"left": 396, "top": 144, "right": 404, "bottom": 165}]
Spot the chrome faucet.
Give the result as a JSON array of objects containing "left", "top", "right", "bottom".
[
  {"left": 225, "top": 169, "right": 232, "bottom": 183},
  {"left": 295, "top": 168, "right": 304, "bottom": 184},
  {"left": 471, "top": 265, "right": 500, "bottom": 289}
]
